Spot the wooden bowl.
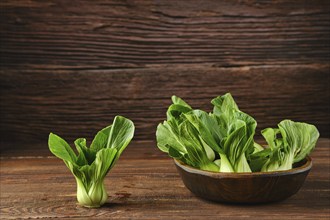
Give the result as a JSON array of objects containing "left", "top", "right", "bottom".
[{"left": 174, "top": 157, "right": 312, "bottom": 204}]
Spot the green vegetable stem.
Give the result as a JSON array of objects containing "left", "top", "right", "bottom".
[{"left": 48, "top": 116, "right": 134, "bottom": 208}]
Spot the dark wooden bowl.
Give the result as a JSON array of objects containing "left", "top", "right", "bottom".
[{"left": 174, "top": 157, "right": 312, "bottom": 204}]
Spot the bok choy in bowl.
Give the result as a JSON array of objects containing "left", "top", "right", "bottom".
[
  {"left": 48, "top": 116, "right": 134, "bottom": 208},
  {"left": 156, "top": 94, "right": 319, "bottom": 203}
]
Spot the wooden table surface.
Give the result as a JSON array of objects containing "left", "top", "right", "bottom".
[{"left": 1, "top": 138, "right": 329, "bottom": 219}]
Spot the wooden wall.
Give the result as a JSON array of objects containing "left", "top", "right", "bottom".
[{"left": 1, "top": 0, "right": 329, "bottom": 148}]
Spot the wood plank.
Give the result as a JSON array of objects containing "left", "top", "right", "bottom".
[
  {"left": 1, "top": 65, "right": 329, "bottom": 147},
  {"left": 0, "top": 138, "right": 329, "bottom": 219},
  {"left": 1, "top": 0, "right": 329, "bottom": 70}
]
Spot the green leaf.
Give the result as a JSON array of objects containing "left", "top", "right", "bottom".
[
  {"left": 223, "top": 124, "right": 252, "bottom": 172},
  {"left": 211, "top": 93, "right": 239, "bottom": 116},
  {"left": 107, "top": 116, "right": 135, "bottom": 155},
  {"left": 278, "top": 120, "right": 319, "bottom": 163},
  {"left": 261, "top": 128, "right": 279, "bottom": 150},
  {"left": 166, "top": 104, "right": 192, "bottom": 121},
  {"left": 179, "top": 121, "right": 205, "bottom": 165},
  {"left": 156, "top": 122, "right": 187, "bottom": 154},
  {"left": 156, "top": 123, "right": 171, "bottom": 153},
  {"left": 209, "top": 113, "right": 227, "bottom": 141},
  {"left": 179, "top": 121, "right": 218, "bottom": 172},
  {"left": 168, "top": 146, "right": 183, "bottom": 158},
  {"left": 236, "top": 111, "right": 257, "bottom": 138},
  {"left": 94, "top": 148, "right": 118, "bottom": 179},
  {"left": 249, "top": 148, "right": 272, "bottom": 172},
  {"left": 171, "top": 95, "right": 192, "bottom": 108},
  {"left": 48, "top": 133, "right": 77, "bottom": 164},
  {"left": 184, "top": 111, "right": 222, "bottom": 153},
  {"left": 74, "top": 138, "right": 93, "bottom": 166},
  {"left": 253, "top": 142, "right": 264, "bottom": 153},
  {"left": 90, "top": 125, "right": 112, "bottom": 152}
]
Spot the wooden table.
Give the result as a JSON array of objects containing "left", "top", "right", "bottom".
[{"left": 1, "top": 139, "right": 329, "bottom": 219}]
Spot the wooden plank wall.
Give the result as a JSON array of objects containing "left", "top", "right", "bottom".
[{"left": 1, "top": 0, "right": 329, "bottom": 148}]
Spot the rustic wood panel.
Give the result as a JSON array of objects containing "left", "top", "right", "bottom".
[
  {"left": 1, "top": 0, "right": 329, "bottom": 148},
  {"left": 1, "top": 0, "right": 329, "bottom": 69},
  {"left": 0, "top": 138, "right": 329, "bottom": 219},
  {"left": 0, "top": 65, "right": 329, "bottom": 147}
]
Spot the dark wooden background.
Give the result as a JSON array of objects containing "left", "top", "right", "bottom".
[{"left": 1, "top": 0, "right": 329, "bottom": 150}]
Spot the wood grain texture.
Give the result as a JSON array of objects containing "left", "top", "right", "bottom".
[
  {"left": 1, "top": 0, "right": 329, "bottom": 69},
  {"left": 0, "top": 138, "right": 329, "bottom": 219},
  {"left": 0, "top": 65, "right": 329, "bottom": 147},
  {"left": 1, "top": 0, "right": 329, "bottom": 148}
]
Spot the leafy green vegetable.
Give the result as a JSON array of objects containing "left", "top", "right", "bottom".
[
  {"left": 156, "top": 94, "right": 319, "bottom": 173},
  {"left": 251, "top": 120, "right": 320, "bottom": 172},
  {"left": 48, "top": 116, "right": 134, "bottom": 208},
  {"left": 211, "top": 94, "right": 257, "bottom": 172},
  {"left": 156, "top": 93, "right": 256, "bottom": 172}
]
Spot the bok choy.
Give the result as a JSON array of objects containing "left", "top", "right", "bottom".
[
  {"left": 48, "top": 116, "right": 134, "bottom": 208},
  {"left": 156, "top": 93, "right": 319, "bottom": 173},
  {"left": 249, "top": 120, "right": 319, "bottom": 172}
]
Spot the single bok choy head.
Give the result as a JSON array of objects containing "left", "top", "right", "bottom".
[
  {"left": 48, "top": 116, "right": 134, "bottom": 208},
  {"left": 249, "top": 120, "right": 319, "bottom": 172},
  {"left": 156, "top": 93, "right": 257, "bottom": 173}
]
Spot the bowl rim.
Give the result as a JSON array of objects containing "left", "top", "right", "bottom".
[{"left": 174, "top": 156, "right": 312, "bottom": 178}]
